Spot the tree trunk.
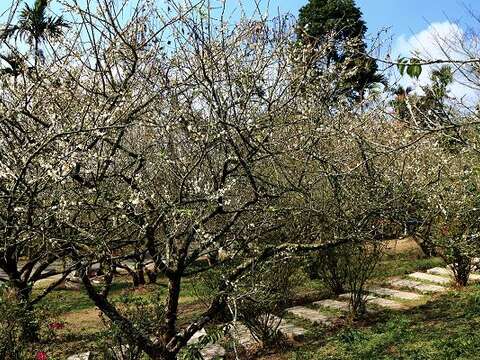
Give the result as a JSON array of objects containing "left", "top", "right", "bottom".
[
  {"left": 206, "top": 251, "right": 219, "bottom": 267},
  {"left": 414, "top": 221, "right": 437, "bottom": 257},
  {"left": 164, "top": 274, "right": 182, "bottom": 344},
  {"left": 451, "top": 250, "right": 471, "bottom": 287},
  {"left": 136, "top": 267, "right": 146, "bottom": 286},
  {"left": 415, "top": 234, "right": 437, "bottom": 257},
  {"left": 21, "top": 303, "right": 40, "bottom": 343},
  {"left": 131, "top": 272, "right": 140, "bottom": 287},
  {"left": 146, "top": 269, "right": 158, "bottom": 284}
]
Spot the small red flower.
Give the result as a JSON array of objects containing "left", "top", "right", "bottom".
[
  {"left": 48, "top": 322, "right": 65, "bottom": 330},
  {"left": 35, "top": 352, "right": 48, "bottom": 360}
]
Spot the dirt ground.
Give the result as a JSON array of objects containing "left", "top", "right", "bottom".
[
  {"left": 384, "top": 237, "right": 423, "bottom": 256},
  {"left": 62, "top": 308, "right": 105, "bottom": 333}
]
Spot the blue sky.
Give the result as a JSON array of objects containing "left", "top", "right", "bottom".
[
  {"left": 355, "top": 0, "right": 479, "bottom": 37},
  {"left": 2, "top": 1, "right": 478, "bottom": 39},
  {"left": 1, "top": 0, "right": 478, "bottom": 98},
  {"left": 264, "top": 0, "right": 479, "bottom": 39}
]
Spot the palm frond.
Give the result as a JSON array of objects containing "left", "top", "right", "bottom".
[
  {"left": 19, "top": 4, "right": 34, "bottom": 25},
  {"left": 33, "top": 0, "right": 48, "bottom": 19},
  {"left": 6, "top": 0, "right": 68, "bottom": 47},
  {"left": 45, "top": 16, "right": 69, "bottom": 38}
]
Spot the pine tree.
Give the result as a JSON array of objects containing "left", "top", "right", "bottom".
[{"left": 296, "top": 0, "right": 383, "bottom": 100}]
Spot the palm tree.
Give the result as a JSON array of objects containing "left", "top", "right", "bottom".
[{"left": 1, "top": 0, "right": 68, "bottom": 63}]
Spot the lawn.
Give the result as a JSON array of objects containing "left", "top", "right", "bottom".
[{"left": 32, "top": 276, "right": 206, "bottom": 358}]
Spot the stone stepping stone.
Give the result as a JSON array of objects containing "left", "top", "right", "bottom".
[
  {"left": 202, "top": 344, "right": 226, "bottom": 360},
  {"left": 368, "top": 287, "right": 423, "bottom": 301},
  {"left": 276, "top": 320, "right": 307, "bottom": 341},
  {"left": 428, "top": 267, "right": 454, "bottom": 276},
  {"left": 473, "top": 259, "right": 480, "bottom": 273},
  {"left": 259, "top": 315, "right": 306, "bottom": 340},
  {"left": 286, "top": 306, "right": 333, "bottom": 326},
  {"left": 408, "top": 272, "right": 451, "bottom": 285},
  {"left": 230, "top": 318, "right": 305, "bottom": 344},
  {"left": 187, "top": 328, "right": 226, "bottom": 359},
  {"left": 34, "top": 274, "right": 64, "bottom": 288},
  {"left": 461, "top": 272, "right": 480, "bottom": 282},
  {"left": 230, "top": 323, "right": 257, "bottom": 347},
  {"left": 260, "top": 316, "right": 306, "bottom": 340},
  {"left": 431, "top": 267, "right": 480, "bottom": 282},
  {"left": 339, "top": 293, "right": 406, "bottom": 310},
  {"left": 116, "top": 267, "right": 130, "bottom": 275},
  {"left": 188, "top": 328, "right": 208, "bottom": 344},
  {"left": 67, "top": 353, "right": 92, "bottom": 360},
  {"left": 315, "top": 298, "right": 376, "bottom": 314},
  {"left": 64, "top": 279, "right": 82, "bottom": 290},
  {"left": 389, "top": 279, "right": 445, "bottom": 294},
  {"left": 313, "top": 299, "right": 350, "bottom": 312},
  {"left": 145, "top": 261, "right": 155, "bottom": 271}
]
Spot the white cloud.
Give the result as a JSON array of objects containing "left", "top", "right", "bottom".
[{"left": 392, "top": 21, "right": 479, "bottom": 104}]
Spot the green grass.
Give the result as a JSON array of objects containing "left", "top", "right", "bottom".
[
  {"left": 35, "top": 275, "right": 203, "bottom": 314},
  {"left": 36, "top": 252, "right": 438, "bottom": 316},
  {"left": 36, "top": 281, "right": 132, "bottom": 313},
  {"left": 37, "top": 287, "right": 95, "bottom": 313},
  {"left": 373, "top": 254, "right": 445, "bottom": 280},
  {"left": 287, "top": 285, "right": 480, "bottom": 360}
]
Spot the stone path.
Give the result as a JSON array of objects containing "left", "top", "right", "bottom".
[
  {"left": 427, "top": 267, "right": 453, "bottom": 276},
  {"left": 184, "top": 263, "right": 480, "bottom": 358},
  {"left": 67, "top": 352, "right": 92, "bottom": 360},
  {"left": 408, "top": 272, "right": 452, "bottom": 285},
  {"left": 388, "top": 279, "right": 445, "bottom": 293},
  {"left": 368, "top": 287, "right": 423, "bottom": 301},
  {"left": 473, "top": 258, "right": 480, "bottom": 273},
  {"left": 0, "top": 262, "right": 63, "bottom": 283},
  {"left": 201, "top": 344, "right": 226, "bottom": 359},
  {"left": 428, "top": 267, "right": 480, "bottom": 281},
  {"left": 230, "top": 323, "right": 257, "bottom": 347},
  {"left": 274, "top": 315, "right": 307, "bottom": 340},
  {"left": 187, "top": 328, "right": 227, "bottom": 360},
  {"left": 314, "top": 299, "right": 350, "bottom": 312},
  {"left": 183, "top": 315, "right": 306, "bottom": 359},
  {"left": 286, "top": 306, "right": 333, "bottom": 325},
  {"left": 289, "top": 264, "right": 480, "bottom": 331},
  {"left": 338, "top": 293, "right": 407, "bottom": 310}
]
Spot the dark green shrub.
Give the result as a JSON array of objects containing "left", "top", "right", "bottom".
[
  {"left": 0, "top": 285, "right": 29, "bottom": 359},
  {"left": 235, "top": 260, "right": 302, "bottom": 348}
]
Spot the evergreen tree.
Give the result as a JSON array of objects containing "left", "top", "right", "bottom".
[{"left": 296, "top": 0, "right": 383, "bottom": 100}]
